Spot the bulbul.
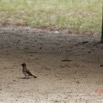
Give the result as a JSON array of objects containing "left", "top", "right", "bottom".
[{"left": 21, "top": 63, "right": 37, "bottom": 79}]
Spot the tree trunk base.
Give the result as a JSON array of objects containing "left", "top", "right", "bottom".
[{"left": 101, "top": 38, "right": 103, "bottom": 43}]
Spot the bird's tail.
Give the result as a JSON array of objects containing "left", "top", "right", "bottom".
[{"left": 33, "top": 75, "right": 37, "bottom": 78}]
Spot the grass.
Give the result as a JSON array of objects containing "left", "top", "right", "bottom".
[{"left": 0, "top": 0, "right": 102, "bottom": 33}]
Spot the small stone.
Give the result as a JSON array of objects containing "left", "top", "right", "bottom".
[
  {"left": 100, "top": 64, "right": 103, "bottom": 67},
  {"left": 76, "top": 81, "right": 80, "bottom": 84}
]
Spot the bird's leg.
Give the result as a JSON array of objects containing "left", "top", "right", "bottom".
[
  {"left": 25, "top": 75, "right": 29, "bottom": 79},
  {"left": 24, "top": 72, "right": 29, "bottom": 79}
]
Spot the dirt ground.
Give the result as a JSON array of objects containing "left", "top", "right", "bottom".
[{"left": 0, "top": 27, "right": 103, "bottom": 103}]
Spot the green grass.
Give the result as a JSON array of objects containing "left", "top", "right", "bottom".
[{"left": 0, "top": 0, "right": 102, "bottom": 32}]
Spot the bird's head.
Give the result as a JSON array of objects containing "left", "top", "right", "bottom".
[{"left": 21, "top": 63, "right": 26, "bottom": 67}]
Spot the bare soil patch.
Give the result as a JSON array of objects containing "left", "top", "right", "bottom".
[{"left": 0, "top": 27, "right": 103, "bottom": 103}]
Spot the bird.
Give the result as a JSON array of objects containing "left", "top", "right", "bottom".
[{"left": 21, "top": 63, "right": 37, "bottom": 79}]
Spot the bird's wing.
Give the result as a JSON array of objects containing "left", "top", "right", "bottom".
[{"left": 26, "top": 69, "right": 33, "bottom": 76}]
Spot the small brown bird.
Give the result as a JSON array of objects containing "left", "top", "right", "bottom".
[{"left": 21, "top": 63, "right": 37, "bottom": 79}]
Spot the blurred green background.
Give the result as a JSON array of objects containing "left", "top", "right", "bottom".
[{"left": 0, "top": 0, "right": 102, "bottom": 33}]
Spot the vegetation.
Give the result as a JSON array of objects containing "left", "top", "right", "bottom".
[{"left": 0, "top": 0, "right": 102, "bottom": 33}]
